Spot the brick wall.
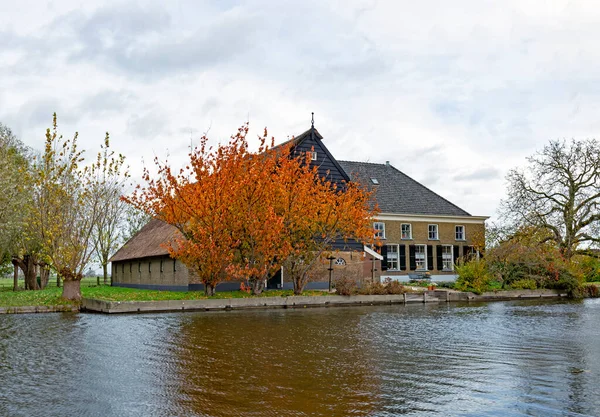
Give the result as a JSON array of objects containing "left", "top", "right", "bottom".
[
  {"left": 378, "top": 220, "right": 485, "bottom": 275},
  {"left": 282, "top": 250, "right": 381, "bottom": 287}
]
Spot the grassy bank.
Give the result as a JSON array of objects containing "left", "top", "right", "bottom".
[{"left": 0, "top": 286, "right": 328, "bottom": 308}]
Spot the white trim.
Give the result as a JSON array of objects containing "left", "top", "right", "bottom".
[
  {"left": 374, "top": 221, "right": 385, "bottom": 239},
  {"left": 375, "top": 213, "right": 488, "bottom": 224},
  {"left": 386, "top": 244, "right": 400, "bottom": 271},
  {"left": 364, "top": 245, "right": 383, "bottom": 260},
  {"left": 455, "top": 225, "right": 466, "bottom": 241},
  {"left": 428, "top": 224, "right": 439, "bottom": 240},
  {"left": 415, "top": 244, "right": 427, "bottom": 270},
  {"left": 401, "top": 223, "right": 412, "bottom": 239}
]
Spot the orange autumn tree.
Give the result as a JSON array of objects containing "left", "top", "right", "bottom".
[{"left": 125, "top": 124, "right": 377, "bottom": 295}]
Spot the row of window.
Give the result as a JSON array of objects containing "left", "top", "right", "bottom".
[
  {"left": 374, "top": 222, "right": 466, "bottom": 241},
  {"left": 385, "top": 244, "right": 477, "bottom": 272}
]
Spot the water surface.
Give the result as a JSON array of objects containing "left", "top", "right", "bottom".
[{"left": 0, "top": 299, "right": 599, "bottom": 416}]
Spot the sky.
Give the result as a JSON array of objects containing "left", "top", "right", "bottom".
[{"left": 2, "top": 0, "right": 599, "bottom": 219}]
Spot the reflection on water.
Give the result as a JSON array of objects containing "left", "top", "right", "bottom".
[{"left": 0, "top": 299, "right": 599, "bottom": 416}]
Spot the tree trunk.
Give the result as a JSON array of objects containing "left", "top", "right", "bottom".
[
  {"left": 103, "top": 263, "right": 108, "bottom": 285},
  {"left": 61, "top": 279, "right": 81, "bottom": 301},
  {"left": 292, "top": 271, "right": 310, "bottom": 295},
  {"left": 204, "top": 283, "right": 216, "bottom": 296},
  {"left": 13, "top": 263, "right": 18, "bottom": 291},
  {"left": 251, "top": 279, "right": 265, "bottom": 295},
  {"left": 13, "top": 255, "right": 39, "bottom": 290},
  {"left": 39, "top": 265, "right": 49, "bottom": 289},
  {"left": 57, "top": 273, "right": 61, "bottom": 288}
]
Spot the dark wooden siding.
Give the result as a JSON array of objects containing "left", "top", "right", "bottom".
[{"left": 293, "top": 133, "right": 349, "bottom": 187}]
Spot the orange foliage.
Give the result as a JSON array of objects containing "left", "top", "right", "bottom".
[{"left": 124, "top": 124, "right": 377, "bottom": 295}]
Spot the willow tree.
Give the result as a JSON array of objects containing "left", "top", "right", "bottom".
[
  {"left": 29, "top": 114, "right": 102, "bottom": 300},
  {"left": 0, "top": 123, "right": 38, "bottom": 290},
  {"left": 502, "top": 139, "right": 600, "bottom": 259}
]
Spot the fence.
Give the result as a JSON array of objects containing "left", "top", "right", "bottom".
[{"left": 0, "top": 276, "right": 111, "bottom": 289}]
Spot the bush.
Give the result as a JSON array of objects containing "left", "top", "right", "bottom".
[
  {"left": 509, "top": 278, "right": 537, "bottom": 290},
  {"left": 455, "top": 259, "right": 493, "bottom": 295},
  {"left": 358, "top": 281, "right": 387, "bottom": 295},
  {"left": 385, "top": 278, "right": 407, "bottom": 294},
  {"left": 333, "top": 275, "right": 358, "bottom": 296},
  {"left": 584, "top": 284, "right": 600, "bottom": 298}
]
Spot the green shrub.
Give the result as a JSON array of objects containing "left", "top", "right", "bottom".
[
  {"left": 455, "top": 259, "right": 493, "bottom": 295},
  {"left": 509, "top": 278, "right": 537, "bottom": 290}
]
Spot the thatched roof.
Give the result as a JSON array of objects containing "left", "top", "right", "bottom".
[{"left": 109, "top": 219, "right": 181, "bottom": 262}]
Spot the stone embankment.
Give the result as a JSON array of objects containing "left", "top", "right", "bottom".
[
  {"left": 0, "top": 305, "right": 79, "bottom": 314},
  {"left": 81, "top": 289, "right": 568, "bottom": 314}
]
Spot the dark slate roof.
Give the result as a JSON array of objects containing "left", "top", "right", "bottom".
[
  {"left": 109, "top": 219, "right": 180, "bottom": 262},
  {"left": 338, "top": 161, "right": 472, "bottom": 216}
]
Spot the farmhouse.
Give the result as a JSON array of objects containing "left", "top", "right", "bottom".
[{"left": 110, "top": 123, "right": 487, "bottom": 290}]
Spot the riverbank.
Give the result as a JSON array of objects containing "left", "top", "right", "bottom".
[
  {"left": 81, "top": 288, "right": 570, "bottom": 314},
  {"left": 0, "top": 287, "right": 577, "bottom": 314}
]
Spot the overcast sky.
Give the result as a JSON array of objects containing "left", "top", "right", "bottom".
[{"left": 2, "top": 0, "right": 599, "bottom": 219}]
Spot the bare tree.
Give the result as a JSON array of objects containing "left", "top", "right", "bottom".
[
  {"left": 501, "top": 139, "right": 600, "bottom": 259},
  {"left": 91, "top": 134, "right": 129, "bottom": 285}
]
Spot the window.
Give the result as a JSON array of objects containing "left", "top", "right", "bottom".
[
  {"left": 386, "top": 244, "right": 399, "bottom": 271},
  {"left": 428, "top": 224, "right": 438, "bottom": 240},
  {"left": 455, "top": 225, "right": 465, "bottom": 241},
  {"left": 160, "top": 260, "right": 164, "bottom": 273},
  {"left": 173, "top": 259, "right": 177, "bottom": 272},
  {"left": 442, "top": 245, "right": 453, "bottom": 271},
  {"left": 370, "top": 178, "right": 379, "bottom": 185},
  {"left": 138, "top": 262, "right": 141, "bottom": 273},
  {"left": 374, "top": 222, "right": 385, "bottom": 239},
  {"left": 310, "top": 151, "right": 317, "bottom": 161},
  {"left": 148, "top": 261, "right": 151, "bottom": 273},
  {"left": 334, "top": 258, "right": 346, "bottom": 266},
  {"left": 415, "top": 245, "right": 427, "bottom": 270},
  {"left": 129, "top": 263, "right": 132, "bottom": 274},
  {"left": 401, "top": 223, "right": 412, "bottom": 239}
]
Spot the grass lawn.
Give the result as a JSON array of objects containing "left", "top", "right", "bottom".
[{"left": 0, "top": 285, "right": 328, "bottom": 308}]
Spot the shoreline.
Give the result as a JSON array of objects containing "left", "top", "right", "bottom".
[
  {"left": 0, "top": 289, "right": 572, "bottom": 315},
  {"left": 81, "top": 289, "right": 568, "bottom": 314}
]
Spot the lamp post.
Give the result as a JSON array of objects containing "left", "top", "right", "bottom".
[{"left": 327, "top": 256, "right": 336, "bottom": 292}]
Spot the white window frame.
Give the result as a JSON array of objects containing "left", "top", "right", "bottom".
[
  {"left": 310, "top": 151, "right": 317, "bottom": 161},
  {"left": 386, "top": 244, "right": 399, "bottom": 271},
  {"left": 442, "top": 245, "right": 454, "bottom": 271},
  {"left": 374, "top": 222, "right": 385, "bottom": 239},
  {"left": 428, "top": 224, "right": 438, "bottom": 240},
  {"left": 415, "top": 244, "right": 427, "bottom": 270},
  {"left": 401, "top": 223, "right": 412, "bottom": 240},
  {"left": 455, "top": 225, "right": 466, "bottom": 241}
]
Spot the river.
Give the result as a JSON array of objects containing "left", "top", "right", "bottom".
[{"left": 0, "top": 299, "right": 599, "bottom": 416}]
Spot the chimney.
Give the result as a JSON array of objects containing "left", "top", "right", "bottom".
[{"left": 385, "top": 161, "right": 390, "bottom": 166}]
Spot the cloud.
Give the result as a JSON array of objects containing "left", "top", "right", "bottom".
[
  {"left": 2, "top": 0, "right": 600, "bottom": 220},
  {"left": 453, "top": 167, "right": 502, "bottom": 182}
]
